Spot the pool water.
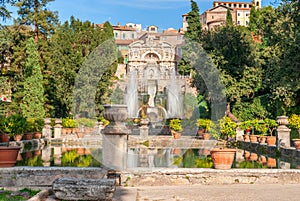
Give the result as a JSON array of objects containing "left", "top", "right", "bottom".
[{"left": 15, "top": 146, "right": 300, "bottom": 169}]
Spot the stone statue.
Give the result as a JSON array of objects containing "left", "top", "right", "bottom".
[{"left": 148, "top": 84, "right": 156, "bottom": 107}]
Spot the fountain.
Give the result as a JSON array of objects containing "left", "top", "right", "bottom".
[
  {"left": 167, "top": 69, "right": 183, "bottom": 119},
  {"left": 125, "top": 70, "right": 138, "bottom": 118}
]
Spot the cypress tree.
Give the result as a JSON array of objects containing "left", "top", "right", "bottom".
[
  {"left": 226, "top": 8, "right": 233, "bottom": 26},
  {"left": 21, "top": 37, "right": 45, "bottom": 119},
  {"left": 185, "top": 0, "right": 202, "bottom": 43}
]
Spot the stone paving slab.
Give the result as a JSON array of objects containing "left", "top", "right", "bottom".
[{"left": 133, "top": 184, "right": 300, "bottom": 201}]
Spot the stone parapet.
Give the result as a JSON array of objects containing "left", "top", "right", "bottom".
[
  {"left": 0, "top": 167, "right": 107, "bottom": 190},
  {"left": 122, "top": 168, "right": 300, "bottom": 186}
]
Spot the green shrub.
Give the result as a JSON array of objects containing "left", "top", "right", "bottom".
[
  {"left": 76, "top": 118, "right": 96, "bottom": 128},
  {"left": 169, "top": 118, "right": 182, "bottom": 132},
  {"left": 62, "top": 118, "right": 78, "bottom": 128}
]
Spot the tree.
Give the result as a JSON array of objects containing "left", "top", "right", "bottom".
[
  {"left": 48, "top": 18, "right": 117, "bottom": 118},
  {"left": 178, "top": 0, "right": 201, "bottom": 75},
  {"left": 21, "top": 37, "right": 45, "bottom": 119},
  {"left": 185, "top": 0, "right": 202, "bottom": 43},
  {"left": 226, "top": 8, "right": 233, "bottom": 26},
  {"left": 14, "top": 0, "right": 58, "bottom": 42}
]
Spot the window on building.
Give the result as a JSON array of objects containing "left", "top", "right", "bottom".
[
  {"left": 256, "top": 2, "right": 259, "bottom": 6},
  {"left": 234, "top": 4, "right": 236, "bottom": 7},
  {"left": 212, "top": 16, "right": 214, "bottom": 19},
  {"left": 238, "top": 13, "right": 240, "bottom": 16},
  {"left": 123, "top": 33, "right": 126, "bottom": 39},
  {"left": 239, "top": 4, "right": 242, "bottom": 8},
  {"left": 132, "top": 33, "right": 135, "bottom": 39},
  {"left": 246, "top": 13, "right": 249, "bottom": 17},
  {"left": 246, "top": 21, "right": 249, "bottom": 25},
  {"left": 151, "top": 27, "right": 156, "bottom": 31},
  {"left": 237, "top": 21, "right": 240, "bottom": 25},
  {"left": 229, "top": 3, "right": 231, "bottom": 7},
  {"left": 115, "top": 33, "right": 118, "bottom": 38}
]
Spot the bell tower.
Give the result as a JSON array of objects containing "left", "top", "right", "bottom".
[{"left": 252, "top": 0, "right": 261, "bottom": 9}]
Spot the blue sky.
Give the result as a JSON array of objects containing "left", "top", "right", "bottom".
[{"left": 5, "top": 0, "right": 275, "bottom": 31}]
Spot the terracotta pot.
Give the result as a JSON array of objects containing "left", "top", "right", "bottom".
[
  {"left": 267, "top": 136, "right": 276, "bottom": 146},
  {"left": 34, "top": 150, "right": 42, "bottom": 156},
  {"left": 243, "top": 134, "right": 250, "bottom": 142},
  {"left": 259, "top": 136, "right": 267, "bottom": 144},
  {"left": 171, "top": 130, "right": 181, "bottom": 139},
  {"left": 77, "top": 148, "right": 85, "bottom": 155},
  {"left": 259, "top": 155, "right": 267, "bottom": 164},
  {"left": 172, "top": 148, "right": 181, "bottom": 155},
  {"left": 293, "top": 139, "right": 300, "bottom": 150},
  {"left": 14, "top": 134, "right": 23, "bottom": 142},
  {"left": 34, "top": 132, "right": 42, "bottom": 139},
  {"left": 77, "top": 132, "right": 84, "bottom": 138},
  {"left": 267, "top": 158, "right": 277, "bottom": 168},
  {"left": 23, "top": 133, "right": 33, "bottom": 140},
  {"left": 249, "top": 135, "right": 258, "bottom": 143},
  {"left": 84, "top": 149, "right": 91, "bottom": 155},
  {"left": 250, "top": 153, "right": 258, "bottom": 161},
  {"left": 243, "top": 150, "right": 251, "bottom": 159},
  {"left": 211, "top": 148, "right": 236, "bottom": 170},
  {"left": 24, "top": 151, "right": 33, "bottom": 159},
  {"left": 0, "top": 146, "right": 21, "bottom": 167},
  {"left": 0, "top": 134, "right": 10, "bottom": 143},
  {"left": 203, "top": 133, "right": 211, "bottom": 140}
]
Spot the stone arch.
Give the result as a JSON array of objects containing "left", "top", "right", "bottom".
[{"left": 141, "top": 51, "right": 162, "bottom": 61}]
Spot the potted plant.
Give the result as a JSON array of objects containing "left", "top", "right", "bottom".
[
  {"left": 289, "top": 114, "right": 300, "bottom": 149},
  {"left": 62, "top": 118, "right": 78, "bottom": 134},
  {"left": 196, "top": 119, "right": 217, "bottom": 140},
  {"left": 264, "top": 118, "right": 278, "bottom": 146},
  {"left": 8, "top": 115, "right": 28, "bottom": 141},
  {"left": 254, "top": 119, "right": 268, "bottom": 144},
  {"left": 210, "top": 116, "right": 237, "bottom": 170},
  {"left": 169, "top": 118, "right": 182, "bottom": 139},
  {"left": 0, "top": 116, "right": 21, "bottom": 167},
  {"left": 239, "top": 120, "right": 253, "bottom": 142},
  {"left": 0, "top": 116, "right": 11, "bottom": 142}
]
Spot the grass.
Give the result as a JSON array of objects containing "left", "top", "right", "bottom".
[{"left": 0, "top": 188, "right": 40, "bottom": 201}]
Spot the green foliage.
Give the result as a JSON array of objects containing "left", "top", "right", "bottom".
[
  {"left": 289, "top": 114, "right": 300, "bottom": 130},
  {"left": 99, "top": 116, "right": 109, "bottom": 126},
  {"left": 76, "top": 118, "right": 96, "bottom": 128},
  {"left": 62, "top": 118, "right": 78, "bottom": 128},
  {"left": 26, "top": 118, "right": 44, "bottom": 132},
  {"left": 169, "top": 118, "right": 182, "bottom": 132},
  {"left": 0, "top": 114, "right": 28, "bottom": 136},
  {"left": 226, "top": 8, "right": 233, "bottom": 26},
  {"left": 185, "top": 0, "right": 202, "bottom": 43},
  {"left": 219, "top": 116, "right": 237, "bottom": 139},
  {"left": 21, "top": 37, "right": 45, "bottom": 119},
  {"left": 196, "top": 119, "right": 217, "bottom": 137}
]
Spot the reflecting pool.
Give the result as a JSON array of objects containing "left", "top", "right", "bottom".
[{"left": 15, "top": 146, "right": 300, "bottom": 169}]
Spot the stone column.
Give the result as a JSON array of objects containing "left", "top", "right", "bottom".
[
  {"left": 102, "top": 105, "right": 130, "bottom": 171},
  {"left": 139, "top": 118, "right": 149, "bottom": 140},
  {"left": 276, "top": 116, "right": 291, "bottom": 148},
  {"left": 54, "top": 119, "right": 62, "bottom": 139},
  {"left": 54, "top": 147, "right": 62, "bottom": 166},
  {"left": 42, "top": 146, "right": 51, "bottom": 167},
  {"left": 42, "top": 118, "right": 52, "bottom": 139}
]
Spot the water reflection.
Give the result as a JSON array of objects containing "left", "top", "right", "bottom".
[{"left": 15, "top": 146, "right": 300, "bottom": 169}]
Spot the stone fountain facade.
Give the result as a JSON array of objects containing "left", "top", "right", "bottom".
[{"left": 116, "top": 33, "right": 197, "bottom": 123}]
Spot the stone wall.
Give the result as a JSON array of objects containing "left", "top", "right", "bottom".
[
  {"left": 121, "top": 168, "right": 300, "bottom": 186},
  {"left": 0, "top": 167, "right": 107, "bottom": 190}
]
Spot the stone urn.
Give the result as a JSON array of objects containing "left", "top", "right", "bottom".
[
  {"left": 276, "top": 116, "right": 289, "bottom": 128},
  {"left": 102, "top": 104, "right": 130, "bottom": 135}
]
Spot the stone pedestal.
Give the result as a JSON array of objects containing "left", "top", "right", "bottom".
[
  {"left": 276, "top": 116, "right": 291, "bottom": 148},
  {"left": 102, "top": 134, "right": 128, "bottom": 171},
  {"left": 42, "top": 118, "right": 52, "bottom": 139},
  {"left": 102, "top": 105, "right": 130, "bottom": 171},
  {"left": 139, "top": 118, "right": 149, "bottom": 140},
  {"left": 54, "top": 119, "right": 62, "bottom": 139}
]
